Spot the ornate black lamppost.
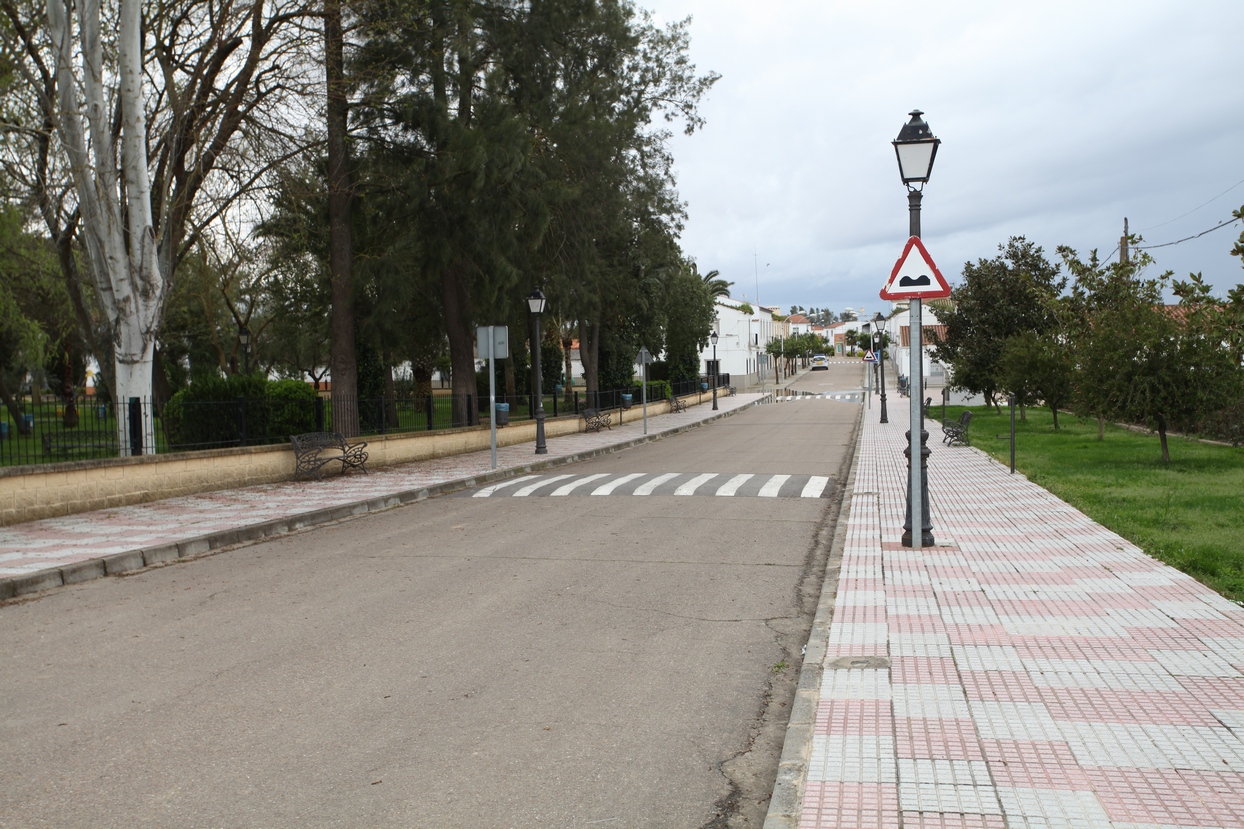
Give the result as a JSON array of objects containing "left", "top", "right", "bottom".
[
  {"left": 527, "top": 288, "right": 548, "bottom": 454},
  {"left": 873, "top": 312, "right": 888, "bottom": 424},
  {"left": 710, "top": 330, "right": 719, "bottom": 411},
  {"left": 893, "top": 109, "right": 940, "bottom": 548},
  {"left": 239, "top": 325, "right": 252, "bottom": 374}
]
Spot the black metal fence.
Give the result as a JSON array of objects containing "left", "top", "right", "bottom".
[{"left": 2, "top": 375, "right": 731, "bottom": 468}]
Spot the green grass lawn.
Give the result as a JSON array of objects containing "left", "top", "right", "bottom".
[{"left": 942, "top": 404, "right": 1244, "bottom": 602}]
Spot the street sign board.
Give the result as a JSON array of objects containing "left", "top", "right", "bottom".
[
  {"left": 863, "top": 350, "right": 877, "bottom": 363},
  {"left": 636, "top": 346, "right": 653, "bottom": 365},
  {"left": 880, "top": 236, "right": 951, "bottom": 300},
  {"left": 476, "top": 325, "right": 509, "bottom": 359}
]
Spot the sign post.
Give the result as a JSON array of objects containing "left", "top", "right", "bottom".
[
  {"left": 637, "top": 346, "right": 653, "bottom": 434},
  {"left": 476, "top": 326, "right": 509, "bottom": 469},
  {"left": 881, "top": 236, "right": 950, "bottom": 548},
  {"left": 863, "top": 349, "right": 877, "bottom": 408}
]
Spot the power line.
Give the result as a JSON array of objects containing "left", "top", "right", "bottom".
[
  {"left": 1138, "top": 176, "right": 1244, "bottom": 232},
  {"left": 1135, "top": 214, "right": 1242, "bottom": 251}
]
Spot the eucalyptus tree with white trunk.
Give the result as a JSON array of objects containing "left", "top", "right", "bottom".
[
  {"left": 46, "top": 0, "right": 161, "bottom": 453},
  {"left": 20, "top": 0, "right": 315, "bottom": 454}
]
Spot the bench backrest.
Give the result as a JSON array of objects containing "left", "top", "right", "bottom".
[
  {"left": 959, "top": 411, "right": 972, "bottom": 426},
  {"left": 582, "top": 408, "right": 599, "bottom": 418},
  {"left": 291, "top": 432, "right": 344, "bottom": 451}
]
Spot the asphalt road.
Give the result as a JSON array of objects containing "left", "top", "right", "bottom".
[{"left": 1, "top": 363, "right": 864, "bottom": 829}]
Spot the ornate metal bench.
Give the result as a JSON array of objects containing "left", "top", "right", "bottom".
[
  {"left": 582, "top": 408, "right": 611, "bottom": 433},
  {"left": 41, "top": 433, "right": 119, "bottom": 458},
  {"left": 668, "top": 395, "right": 688, "bottom": 413},
  {"left": 290, "top": 432, "right": 369, "bottom": 480},
  {"left": 941, "top": 411, "right": 972, "bottom": 446}
]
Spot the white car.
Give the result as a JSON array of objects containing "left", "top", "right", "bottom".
[{"left": 811, "top": 354, "right": 829, "bottom": 370}]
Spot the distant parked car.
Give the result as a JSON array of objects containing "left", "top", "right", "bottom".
[{"left": 811, "top": 354, "right": 829, "bottom": 370}]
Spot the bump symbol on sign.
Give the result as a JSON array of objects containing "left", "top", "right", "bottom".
[{"left": 880, "top": 236, "right": 951, "bottom": 300}]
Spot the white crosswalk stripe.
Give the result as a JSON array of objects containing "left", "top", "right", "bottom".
[
  {"left": 592, "top": 472, "right": 645, "bottom": 495},
  {"left": 716, "top": 473, "right": 753, "bottom": 496},
  {"left": 774, "top": 392, "right": 863, "bottom": 403},
  {"left": 461, "top": 472, "right": 833, "bottom": 499},
  {"left": 758, "top": 474, "right": 791, "bottom": 497},
  {"left": 473, "top": 475, "right": 540, "bottom": 498},
  {"left": 551, "top": 473, "right": 610, "bottom": 496},
  {"left": 674, "top": 473, "right": 718, "bottom": 495},
  {"left": 634, "top": 472, "right": 680, "bottom": 495},
  {"left": 513, "top": 474, "right": 575, "bottom": 496},
  {"left": 801, "top": 475, "right": 831, "bottom": 498}
]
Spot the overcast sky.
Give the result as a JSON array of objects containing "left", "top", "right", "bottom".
[{"left": 647, "top": 0, "right": 1244, "bottom": 318}]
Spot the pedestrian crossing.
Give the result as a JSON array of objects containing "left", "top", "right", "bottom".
[
  {"left": 464, "top": 472, "right": 834, "bottom": 499},
  {"left": 774, "top": 391, "right": 863, "bottom": 403}
]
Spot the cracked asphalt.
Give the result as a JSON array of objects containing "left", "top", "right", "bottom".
[{"left": 1, "top": 364, "right": 863, "bottom": 828}]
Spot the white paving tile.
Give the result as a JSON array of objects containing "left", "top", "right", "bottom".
[
  {"left": 892, "top": 683, "right": 972, "bottom": 720},
  {"left": 953, "top": 645, "right": 1027, "bottom": 672},
  {"left": 994, "top": 787, "right": 1112, "bottom": 828},
  {"left": 807, "top": 734, "right": 896, "bottom": 783},
  {"left": 820, "top": 668, "right": 891, "bottom": 700},
  {"left": 969, "top": 701, "right": 1064, "bottom": 741}
]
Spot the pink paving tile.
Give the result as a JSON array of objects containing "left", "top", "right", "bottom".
[
  {"left": 1037, "top": 685, "right": 1225, "bottom": 726},
  {"left": 980, "top": 738, "right": 1091, "bottom": 791},
  {"left": 942, "top": 626, "right": 1013, "bottom": 647},
  {"left": 799, "top": 782, "right": 901, "bottom": 829},
  {"left": 1084, "top": 767, "right": 1244, "bottom": 827},
  {"left": 1177, "top": 676, "right": 1244, "bottom": 709},
  {"left": 815, "top": 700, "right": 894, "bottom": 736},
  {"left": 891, "top": 657, "right": 960, "bottom": 686},
  {"left": 899, "top": 812, "right": 1006, "bottom": 828},
  {"left": 894, "top": 717, "right": 985, "bottom": 761},
  {"left": 959, "top": 670, "right": 1045, "bottom": 704}
]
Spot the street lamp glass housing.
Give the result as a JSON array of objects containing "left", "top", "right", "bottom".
[
  {"left": 526, "top": 288, "right": 547, "bottom": 315},
  {"left": 239, "top": 326, "right": 251, "bottom": 349},
  {"left": 892, "top": 110, "right": 940, "bottom": 186},
  {"left": 710, "top": 330, "right": 719, "bottom": 346},
  {"left": 873, "top": 312, "right": 887, "bottom": 333}
]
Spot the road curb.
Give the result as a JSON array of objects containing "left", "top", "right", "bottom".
[
  {"left": 763, "top": 401, "right": 863, "bottom": 829},
  {"left": 1, "top": 397, "right": 770, "bottom": 602}
]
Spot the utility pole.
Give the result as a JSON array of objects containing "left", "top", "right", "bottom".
[{"left": 1120, "top": 217, "right": 1129, "bottom": 265}]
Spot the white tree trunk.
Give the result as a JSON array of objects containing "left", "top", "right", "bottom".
[{"left": 47, "top": 0, "right": 165, "bottom": 455}]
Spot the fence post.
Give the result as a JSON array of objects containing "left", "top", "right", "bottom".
[
  {"left": 552, "top": 391, "right": 558, "bottom": 418},
  {"left": 235, "top": 397, "right": 247, "bottom": 446},
  {"left": 128, "top": 397, "right": 143, "bottom": 455},
  {"left": 574, "top": 390, "right": 580, "bottom": 414},
  {"left": 378, "top": 396, "right": 387, "bottom": 435},
  {"left": 426, "top": 394, "right": 435, "bottom": 431},
  {"left": 315, "top": 396, "right": 325, "bottom": 432},
  {"left": 467, "top": 394, "right": 474, "bottom": 426}
]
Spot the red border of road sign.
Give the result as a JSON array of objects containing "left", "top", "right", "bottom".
[{"left": 880, "top": 236, "right": 952, "bottom": 300}]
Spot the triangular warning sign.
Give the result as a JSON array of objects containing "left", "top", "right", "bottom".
[
  {"left": 880, "top": 236, "right": 951, "bottom": 300},
  {"left": 863, "top": 350, "right": 877, "bottom": 363}
]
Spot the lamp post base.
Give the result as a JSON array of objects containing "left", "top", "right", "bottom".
[{"left": 901, "top": 427, "right": 934, "bottom": 547}]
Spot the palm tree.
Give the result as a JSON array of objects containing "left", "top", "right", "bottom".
[{"left": 700, "top": 268, "right": 733, "bottom": 299}]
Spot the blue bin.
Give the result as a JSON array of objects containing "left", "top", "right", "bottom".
[
  {"left": 97, "top": 405, "right": 108, "bottom": 420},
  {"left": 0, "top": 420, "right": 7, "bottom": 440},
  {"left": 494, "top": 402, "right": 510, "bottom": 426},
  {"left": 21, "top": 413, "right": 33, "bottom": 432}
]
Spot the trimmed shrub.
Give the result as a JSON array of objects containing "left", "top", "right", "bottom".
[{"left": 163, "top": 375, "right": 314, "bottom": 450}]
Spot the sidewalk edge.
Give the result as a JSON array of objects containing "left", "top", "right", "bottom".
[
  {"left": 1, "top": 397, "right": 770, "bottom": 602},
  {"left": 762, "top": 404, "right": 862, "bottom": 828}
]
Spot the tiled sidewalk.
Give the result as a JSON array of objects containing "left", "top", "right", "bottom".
[
  {"left": 793, "top": 405, "right": 1244, "bottom": 827},
  {"left": 1, "top": 393, "right": 763, "bottom": 590}
]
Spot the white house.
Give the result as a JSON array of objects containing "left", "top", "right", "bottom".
[
  {"left": 882, "top": 302, "right": 948, "bottom": 386},
  {"left": 699, "top": 297, "right": 781, "bottom": 386}
]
